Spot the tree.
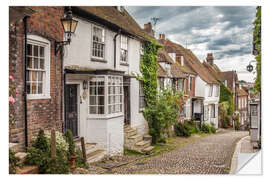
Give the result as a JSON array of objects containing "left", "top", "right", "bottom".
[{"left": 253, "top": 6, "right": 261, "bottom": 92}]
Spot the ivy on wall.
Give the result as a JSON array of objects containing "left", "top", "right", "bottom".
[
  {"left": 253, "top": 6, "right": 261, "bottom": 92},
  {"left": 219, "top": 81, "right": 234, "bottom": 115}
]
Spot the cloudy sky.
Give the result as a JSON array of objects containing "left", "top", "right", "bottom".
[{"left": 126, "top": 6, "right": 257, "bottom": 82}]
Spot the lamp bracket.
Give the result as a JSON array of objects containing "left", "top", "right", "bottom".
[{"left": 55, "top": 39, "right": 70, "bottom": 55}]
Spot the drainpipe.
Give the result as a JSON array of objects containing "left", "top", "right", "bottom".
[
  {"left": 113, "top": 29, "right": 121, "bottom": 69},
  {"left": 23, "top": 16, "right": 29, "bottom": 147},
  {"left": 63, "top": 69, "right": 66, "bottom": 132}
]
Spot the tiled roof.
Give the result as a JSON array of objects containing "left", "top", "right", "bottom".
[
  {"left": 157, "top": 49, "right": 174, "bottom": 64},
  {"left": 202, "top": 61, "right": 222, "bottom": 81},
  {"left": 72, "top": 6, "right": 152, "bottom": 41},
  {"left": 171, "top": 63, "right": 186, "bottom": 78},
  {"left": 218, "top": 71, "right": 239, "bottom": 91},
  {"left": 238, "top": 88, "right": 248, "bottom": 96}
]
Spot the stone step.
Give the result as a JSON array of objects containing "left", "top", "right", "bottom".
[
  {"left": 85, "top": 143, "right": 98, "bottom": 155},
  {"left": 142, "top": 146, "right": 154, "bottom": 154},
  {"left": 124, "top": 129, "right": 137, "bottom": 137},
  {"left": 127, "top": 134, "right": 143, "bottom": 143},
  {"left": 143, "top": 135, "right": 152, "bottom": 142},
  {"left": 15, "top": 152, "right": 28, "bottom": 166},
  {"left": 87, "top": 149, "right": 106, "bottom": 164},
  {"left": 135, "top": 140, "right": 151, "bottom": 149},
  {"left": 9, "top": 143, "right": 22, "bottom": 153}
]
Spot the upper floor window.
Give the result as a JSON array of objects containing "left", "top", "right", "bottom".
[
  {"left": 139, "top": 81, "right": 146, "bottom": 110},
  {"left": 26, "top": 35, "right": 50, "bottom": 99},
  {"left": 210, "top": 104, "right": 216, "bottom": 118},
  {"left": 120, "top": 35, "right": 128, "bottom": 63},
  {"left": 189, "top": 76, "right": 192, "bottom": 91},
  {"left": 215, "top": 85, "right": 219, "bottom": 97},
  {"left": 140, "top": 42, "right": 144, "bottom": 56},
  {"left": 92, "top": 26, "right": 105, "bottom": 59},
  {"left": 208, "top": 85, "right": 213, "bottom": 97}
]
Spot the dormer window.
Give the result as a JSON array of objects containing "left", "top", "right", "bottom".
[{"left": 181, "top": 56, "right": 184, "bottom": 66}]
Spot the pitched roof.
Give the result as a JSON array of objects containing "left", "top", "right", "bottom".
[
  {"left": 157, "top": 49, "right": 174, "bottom": 64},
  {"left": 218, "top": 71, "right": 239, "bottom": 91},
  {"left": 171, "top": 63, "right": 186, "bottom": 78},
  {"left": 158, "top": 40, "right": 197, "bottom": 75},
  {"left": 72, "top": 6, "right": 151, "bottom": 41},
  {"left": 238, "top": 88, "right": 248, "bottom": 96},
  {"left": 202, "top": 61, "right": 223, "bottom": 81}
]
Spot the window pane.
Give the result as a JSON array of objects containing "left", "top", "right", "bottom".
[
  {"left": 89, "top": 81, "right": 96, "bottom": 86},
  {"left": 27, "top": 44, "right": 32, "bottom": 56},
  {"left": 109, "top": 95, "right": 112, "bottom": 104},
  {"left": 26, "top": 82, "right": 31, "bottom": 94},
  {"left": 40, "top": 46, "right": 44, "bottom": 57},
  {"left": 89, "top": 106, "right": 97, "bottom": 114},
  {"left": 108, "top": 105, "right": 112, "bottom": 114},
  {"left": 34, "top": 58, "right": 38, "bottom": 69},
  {"left": 40, "top": 58, "right": 44, "bottom": 69},
  {"left": 98, "top": 86, "right": 104, "bottom": 95},
  {"left": 98, "top": 96, "right": 104, "bottom": 106},
  {"left": 32, "top": 83, "right": 37, "bottom": 94},
  {"left": 27, "top": 57, "right": 32, "bottom": 68},
  {"left": 38, "top": 72, "right": 43, "bottom": 81},
  {"left": 26, "top": 71, "right": 30, "bottom": 81},
  {"left": 98, "top": 106, "right": 104, "bottom": 114},
  {"left": 34, "top": 45, "right": 38, "bottom": 56},
  {"left": 38, "top": 83, "right": 43, "bottom": 94},
  {"left": 32, "top": 71, "right": 37, "bottom": 81},
  {"left": 89, "top": 87, "right": 96, "bottom": 95},
  {"left": 89, "top": 96, "right": 96, "bottom": 105}
]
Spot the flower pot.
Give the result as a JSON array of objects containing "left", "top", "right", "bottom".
[{"left": 69, "top": 154, "right": 76, "bottom": 169}]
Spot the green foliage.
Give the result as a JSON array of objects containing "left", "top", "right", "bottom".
[
  {"left": 235, "top": 114, "right": 240, "bottom": 130},
  {"left": 174, "top": 122, "right": 191, "bottom": 137},
  {"left": 25, "top": 129, "right": 70, "bottom": 174},
  {"left": 65, "top": 130, "right": 75, "bottom": 156},
  {"left": 9, "top": 149, "right": 20, "bottom": 174},
  {"left": 201, "top": 123, "right": 216, "bottom": 134},
  {"left": 210, "top": 123, "right": 217, "bottom": 133},
  {"left": 74, "top": 150, "right": 88, "bottom": 169},
  {"left": 253, "top": 6, "right": 261, "bottom": 92},
  {"left": 219, "top": 82, "right": 234, "bottom": 116},
  {"left": 143, "top": 88, "right": 182, "bottom": 143},
  {"left": 219, "top": 102, "right": 231, "bottom": 128}
]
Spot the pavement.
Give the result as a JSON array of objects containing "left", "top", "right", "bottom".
[
  {"left": 230, "top": 136, "right": 261, "bottom": 175},
  {"left": 110, "top": 129, "right": 248, "bottom": 174}
]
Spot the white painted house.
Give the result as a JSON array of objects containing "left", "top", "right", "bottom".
[{"left": 63, "top": 6, "right": 151, "bottom": 156}]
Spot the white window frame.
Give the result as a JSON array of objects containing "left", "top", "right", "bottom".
[
  {"left": 91, "top": 25, "right": 105, "bottom": 60},
  {"left": 26, "top": 35, "right": 51, "bottom": 100},
  {"left": 120, "top": 35, "right": 128, "bottom": 64},
  {"left": 88, "top": 75, "right": 123, "bottom": 118},
  {"left": 208, "top": 84, "right": 213, "bottom": 97},
  {"left": 139, "top": 81, "right": 145, "bottom": 111},
  {"left": 215, "top": 85, "right": 219, "bottom": 97}
]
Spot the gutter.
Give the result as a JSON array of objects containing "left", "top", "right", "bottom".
[
  {"left": 113, "top": 29, "right": 121, "bottom": 69},
  {"left": 23, "top": 16, "right": 29, "bottom": 147}
]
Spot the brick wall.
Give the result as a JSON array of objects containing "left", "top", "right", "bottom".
[{"left": 9, "top": 7, "right": 65, "bottom": 148}]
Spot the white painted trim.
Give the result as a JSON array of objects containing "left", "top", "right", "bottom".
[{"left": 26, "top": 35, "right": 51, "bottom": 100}]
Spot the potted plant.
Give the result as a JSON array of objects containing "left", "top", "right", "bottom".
[{"left": 65, "top": 130, "right": 76, "bottom": 169}]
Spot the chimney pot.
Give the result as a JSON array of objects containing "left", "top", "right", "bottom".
[
  {"left": 159, "top": 34, "right": 165, "bottom": 40},
  {"left": 206, "top": 53, "right": 214, "bottom": 66},
  {"left": 143, "top": 22, "right": 155, "bottom": 37}
]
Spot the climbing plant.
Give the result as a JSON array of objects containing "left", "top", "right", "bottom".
[
  {"left": 253, "top": 6, "right": 261, "bottom": 92},
  {"left": 219, "top": 81, "right": 234, "bottom": 116}
]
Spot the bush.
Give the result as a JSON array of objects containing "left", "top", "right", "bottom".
[
  {"left": 174, "top": 122, "right": 191, "bottom": 137},
  {"left": 235, "top": 114, "right": 240, "bottom": 130},
  {"left": 144, "top": 88, "right": 183, "bottom": 144},
  {"left": 65, "top": 130, "right": 75, "bottom": 156},
  {"left": 75, "top": 150, "right": 88, "bottom": 169},
  {"left": 210, "top": 123, "right": 216, "bottom": 133},
  {"left": 201, "top": 123, "right": 211, "bottom": 133},
  {"left": 186, "top": 123, "right": 200, "bottom": 134},
  {"left": 9, "top": 149, "right": 20, "bottom": 174},
  {"left": 25, "top": 129, "right": 70, "bottom": 174}
]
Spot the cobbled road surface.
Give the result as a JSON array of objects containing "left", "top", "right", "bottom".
[{"left": 112, "top": 129, "right": 248, "bottom": 174}]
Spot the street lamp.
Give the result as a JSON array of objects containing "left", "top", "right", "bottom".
[
  {"left": 55, "top": 6, "right": 78, "bottom": 55},
  {"left": 246, "top": 60, "right": 257, "bottom": 72}
]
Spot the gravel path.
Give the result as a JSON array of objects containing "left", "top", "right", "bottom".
[{"left": 111, "top": 129, "right": 248, "bottom": 174}]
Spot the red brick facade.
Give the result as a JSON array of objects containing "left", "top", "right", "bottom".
[{"left": 9, "top": 7, "right": 65, "bottom": 148}]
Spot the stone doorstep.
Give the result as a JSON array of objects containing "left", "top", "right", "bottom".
[
  {"left": 128, "top": 134, "right": 143, "bottom": 142},
  {"left": 87, "top": 149, "right": 106, "bottom": 164},
  {"left": 142, "top": 146, "right": 154, "bottom": 153},
  {"left": 15, "top": 152, "right": 28, "bottom": 165},
  {"left": 9, "top": 143, "right": 22, "bottom": 153},
  {"left": 124, "top": 129, "right": 137, "bottom": 137},
  {"left": 17, "top": 165, "right": 39, "bottom": 174},
  {"left": 85, "top": 143, "right": 98, "bottom": 155},
  {"left": 135, "top": 140, "right": 151, "bottom": 149}
]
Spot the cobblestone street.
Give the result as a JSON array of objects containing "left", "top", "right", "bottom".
[{"left": 109, "top": 129, "right": 248, "bottom": 174}]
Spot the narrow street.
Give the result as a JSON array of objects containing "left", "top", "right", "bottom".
[{"left": 111, "top": 130, "right": 248, "bottom": 174}]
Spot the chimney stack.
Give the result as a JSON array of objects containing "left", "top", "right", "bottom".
[
  {"left": 159, "top": 34, "right": 165, "bottom": 40},
  {"left": 143, "top": 22, "right": 155, "bottom": 37},
  {"left": 206, "top": 53, "right": 214, "bottom": 66}
]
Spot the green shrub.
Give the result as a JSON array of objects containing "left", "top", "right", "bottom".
[
  {"left": 235, "top": 114, "right": 240, "bottom": 130},
  {"left": 65, "top": 130, "right": 75, "bottom": 156},
  {"left": 9, "top": 149, "right": 20, "bottom": 174},
  {"left": 201, "top": 123, "right": 211, "bottom": 133},
  {"left": 174, "top": 122, "right": 191, "bottom": 137},
  {"left": 25, "top": 129, "right": 70, "bottom": 174},
  {"left": 210, "top": 123, "right": 216, "bottom": 133},
  {"left": 186, "top": 123, "right": 200, "bottom": 134},
  {"left": 75, "top": 150, "right": 88, "bottom": 169}
]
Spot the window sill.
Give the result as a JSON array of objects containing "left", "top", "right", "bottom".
[
  {"left": 91, "top": 58, "right": 107, "bottom": 63},
  {"left": 120, "top": 62, "right": 129, "bottom": 66},
  {"left": 27, "top": 94, "right": 51, "bottom": 100},
  {"left": 87, "top": 113, "right": 124, "bottom": 120}
]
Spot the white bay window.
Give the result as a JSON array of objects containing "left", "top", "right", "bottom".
[{"left": 88, "top": 75, "right": 123, "bottom": 116}]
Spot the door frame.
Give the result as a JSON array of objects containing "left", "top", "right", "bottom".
[{"left": 65, "top": 81, "right": 81, "bottom": 137}]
